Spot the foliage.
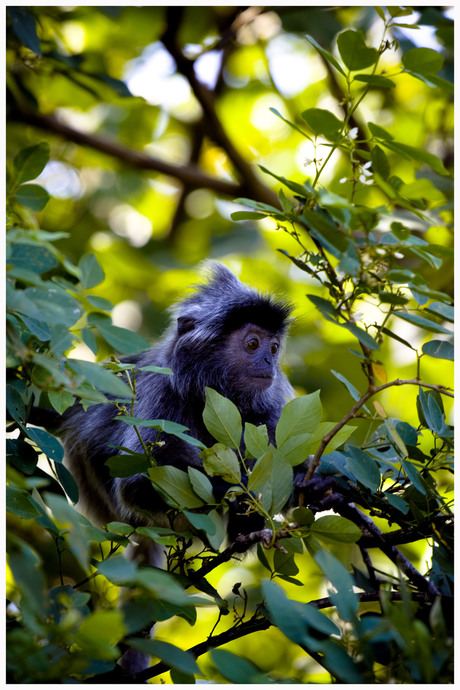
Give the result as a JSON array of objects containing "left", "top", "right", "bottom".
[{"left": 6, "top": 5, "right": 453, "bottom": 684}]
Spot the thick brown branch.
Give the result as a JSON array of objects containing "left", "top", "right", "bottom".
[
  {"left": 358, "top": 515, "right": 453, "bottom": 549},
  {"left": 12, "top": 108, "right": 242, "bottom": 197},
  {"left": 161, "top": 8, "right": 280, "bottom": 208}
]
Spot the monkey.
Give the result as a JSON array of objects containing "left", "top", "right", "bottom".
[{"left": 61, "top": 262, "right": 294, "bottom": 562}]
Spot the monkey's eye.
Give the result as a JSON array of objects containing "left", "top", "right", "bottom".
[
  {"left": 247, "top": 338, "right": 259, "bottom": 351},
  {"left": 271, "top": 343, "right": 279, "bottom": 355}
]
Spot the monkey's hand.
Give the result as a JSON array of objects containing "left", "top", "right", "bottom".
[{"left": 226, "top": 497, "right": 265, "bottom": 546}]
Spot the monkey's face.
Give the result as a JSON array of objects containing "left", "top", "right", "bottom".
[{"left": 222, "top": 324, "right": 281, "bottom": 392}]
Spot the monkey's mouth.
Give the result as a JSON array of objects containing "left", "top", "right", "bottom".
[{"left": 251, "top": 374, "right": 273, "bottom": 382}]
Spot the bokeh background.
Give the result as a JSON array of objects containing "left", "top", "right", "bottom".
[{"left": 6, "top": 6, "right": 454, "bottom": 682}]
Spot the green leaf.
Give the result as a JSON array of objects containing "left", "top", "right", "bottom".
[
  {"left": 401, "top": 459, "right": 427, "bottom": 494},
  {"left": 106, "top": 453, "right": 150, "bottom": 478},
  {"left": 211, "top": 649, "right": 266, "bottom": 684},
  {"left": 128, "top": 639, "right": 200, "bottom": 676},
  {"left": 230, "top": 211, "right": 267, "bottom": 221},
  {"left": 98, "top": 554, "right": 138, "bottom": 584},
  {"left": 203, "top": 387, "right": 242, "bottom": 449},
  {"left": 13, "top": 143, "right": 50, "bottom": 185},
  {"left": 305, "top": 422, "right": 357, "bottom": 456},
  {"left": 307, "top": 294, "right": 339, "bottom": 321},
  {"left": 78, "top": 253, "right": 105, "bottom": 289},
  {"left": 183, "top": 510, "right": 216, "bottom": 536},
  {"left": 244, "top": 423, "right": 269, "bottom": 458},
  {"left": 425, "top": 302, "right": 454, "bottom": 322},
  {"left": 81, "top": 326, "right": 98, "bottom": 354},
  {"left": 378, "top": 292, "right": 409, "bottom": 306},
  {"left": 274, "top": 543, "right": 299, "bottom": 577},
  {"left": 402, "top": 47, "right": 444, "bottom": 75},
  {"left": 407, "top": 70, "right": 453, "bottom": 93},
  {"left": 48, "top": 388, "right": 75, "bottom": 415},
  {"left": 248, "top": 448, "right": 293, "bottom": 513},
  {"left": 258, "top": 165, "right": 315, "bottom": 197},
  {"left": 205, "top": 509, "right": 227, "bottom": 550},
  {"left": 114, "top": 416, "right": 204, "bottom": 448},
  {"left": 345, "top": 446, "right": 381, "bottom": 491},
  {"left": 25, "top": 427, "right": 64, "bottom": 463},
  {"left": 422, "top": 339, "right": 453, "bottom": 361},
  {"left": 7, "top": 7, "right": 42, "bottom": 54},
  {"left": 301, "top": 108, "right": 344, "bottom": 142},
  {"left": 399, "top": 178, "right": 445, "bottom": 203},
  {"left": 137, "top": 365, "right": 174, "bottom": 374},
  {"left": 269, "top": 107, "right": 313, "bottom": 137},
  {"left": 368, "top": 122, "right": 394, "bottom": 141},
  {"left": 55, "top": 462, "right": 79, "bottom": 503},
  {"left": 341, "top": 321, "right": 380, "bottom": 350},
  {"left": 6, "top": 486, "right": 41, "bottom": 519},
  {"left": 89, "top": 315, "right": 149, "bottom": 353},
  {"left": 233, "top": 197, "right": 282, "bottom": 214},
  {"left": 276, "top": 390, "right": 322, "bottom": 446},
  {"left": 310, "top": 515, "right": 362, "bottom": 544},
  {"left": 14, "top": 184, "right": 50, "bottom": 210},
  {"left": 305, "top": 34, "right": 346, "bottom": 76},
  {"left": 302, "top": 209, "right": 349, "bottom": 254},
  {"left": 331, "top": 370, "right": 367, "bottom": 408},
  {"left": 7, "top": 534, "right": 46, "bottom": 616},
  {"left": 148, "top": 466, "right": 205, "bottom": 510},
  {"left": 371, "top": 145, "right": 390, "bottom": 179},
  {"left": 302, "top": 602, "right": 341, "bottom": 636},
  {"left": 86, "top": 294, "right": 113, "bottom": 310},
  {"left": 380, "top": 140, "right": 449, "bottom": 176},
  {"left": 314, "top": 550, "right": 358, "bottom": 621},
  {"left": 276, "top": 432, "right": 313, "bottom": 467},
  {"left": 201, "top": 444, "right": 241, "bottom": 484},
  {"left": 337, "top": 29, "right": 379, "bottom": 71},
  {"left": 354, "top": 73, "right": 395, "bottom": 89},
  {"left": 187, "top": 467, "right": 215, "bottom": 504},
  {"left": 6, "top": 386, "right": 25, "bottom": 423},
  {"left": 392, "top": 311, "right": 453, "bottom": 335},
  {"left": 261, "top": 579, "right": 313, "bottom": 647},
  {"left": 67, "top": 359, "right": 132, "bottom": 398},
  {"left": 76, "top": 609, "right": 126, "bottom": 661}
]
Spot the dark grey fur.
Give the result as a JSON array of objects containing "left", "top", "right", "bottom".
[{"left": 62, "top": 262, "right": 294, "bottom": 541}]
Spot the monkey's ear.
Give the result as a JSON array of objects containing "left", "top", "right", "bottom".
[{"left": 177, "top": 315, "right": 196, "bottom": 336}]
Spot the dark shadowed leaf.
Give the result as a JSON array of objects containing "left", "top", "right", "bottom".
[
  {"left": 14, "top": 184, "right": 50, "bottom": 210},
  {"left": 422, "top": 339, "right": 454, "bottom": 361},
  {"left": 6, "top": 486, "right": 41, "bottom": 519},
  {"left": 13, "top": 143, "right": 49, "bottom": 184}
]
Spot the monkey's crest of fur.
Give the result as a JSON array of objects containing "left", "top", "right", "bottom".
[{"left": 173, "top": 262, "right": 293, "bottom": 338}]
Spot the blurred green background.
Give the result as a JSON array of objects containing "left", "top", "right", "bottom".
[{"left": 6, "top": 6, "right": 454, "bottom": 681}]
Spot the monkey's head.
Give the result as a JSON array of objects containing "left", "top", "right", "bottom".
[{"left": 166, "top": 263, "right": 293, "bottom": 404}]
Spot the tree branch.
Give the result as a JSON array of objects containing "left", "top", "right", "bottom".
[
  {"left": 12, "top": 107, "right": 244, "bottom": 197},
  {"left": 336, "top": 502, "right": 440, "bottom": 598},
  {"left": 161, "top": 7, "right": 280, "bottom": 208},
  {"left": 304, "top": 378, "right": 454, "bottom": 482},
  {"left": 133, "top": 588, "right": 445, "bottom": 683}
]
